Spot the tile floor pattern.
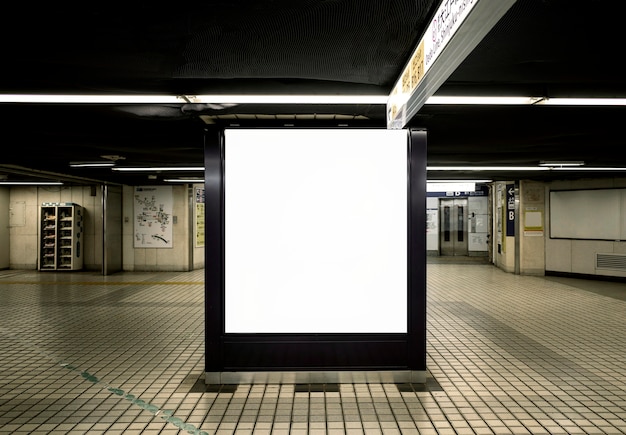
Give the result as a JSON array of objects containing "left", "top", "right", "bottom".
[{"left": 0, "top": 265, "right": 625, "bottom": 434}]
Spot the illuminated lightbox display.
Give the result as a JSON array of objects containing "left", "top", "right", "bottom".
[{"left": 224, "top": 129, "right": 408, "bottom": 333}]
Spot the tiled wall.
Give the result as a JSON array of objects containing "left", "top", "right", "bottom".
[
  {"left": 5, "top": 184, "right": 202, "bottom": 272},
  {"left": 8, "top": 186, "right": 99, "bottom": 270}
]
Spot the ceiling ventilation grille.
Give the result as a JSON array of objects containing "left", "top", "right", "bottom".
[{"left": 596, "top": 253, "right": 626, "bottom": 271}]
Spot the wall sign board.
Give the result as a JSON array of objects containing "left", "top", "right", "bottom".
[
  {"left": 387, "top": 0, "right": 517, "bottom": 129},
  {"left": 506, "top": 183, "right": 515, "bottom": 236}
]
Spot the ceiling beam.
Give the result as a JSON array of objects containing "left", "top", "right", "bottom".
[{"left": 387, "top": 0, "right": 517, "bottom": 129}]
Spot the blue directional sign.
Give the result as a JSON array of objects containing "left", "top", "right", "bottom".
[{"left": 506, "top": 184, "right": 515, "bottom": 236}]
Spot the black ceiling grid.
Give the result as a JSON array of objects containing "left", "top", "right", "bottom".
[{"left": 0, "top": 0, "right": 625, "bottom": 185}]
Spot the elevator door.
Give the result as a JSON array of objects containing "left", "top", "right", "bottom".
[{"left": 439, "top": 198, "right": 469, "bottom": 256}]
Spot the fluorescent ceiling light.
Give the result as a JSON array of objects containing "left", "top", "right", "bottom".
[
  {"left": 0, "top": 94, "right": 183, "bottom": 104},
  {"left": 428, "top": 165, "right": 626, "bottom": 172},
  {"left": 2, "top": 93, "right": 624, "bottom": 106},
  {"left": 425, "top": 96, "right": 626, "bottom": 106},
  {"left": 428, "top": 166, "right": 550, "bottom": 171},
  {"left": 553, "top": 166, "right": 626, "bottom": 171},
  {"left": 428, "top": 179, "right": 491, "bottom": 183},
  {"left": 112, "top": 166, "right": 205, "bottom": 172},
  {"left": 0, "top": 181, "right": 63, "bottom": 185},
  {"left": 426, "top": 96, "right": 536, "bottom": 105},
  {"left": 536, "top": 98, "right": 626, "bottom": 106},
  {"left": 0, "top": 94, "right": 388, "bottom": 105},
  {"left": 539, "top": 161, "right": 584, "bottom": 167},
  {"left": 69, "top": 161, "right": 116, "bottom": 168},
  {"left": 427, "top": 182, "right": 475, "bottom": 192},
  {"left": 163, "top": 178, "right": 205, "bottom": 183},
  {"left": 191, "top": 95, "right": 388, "bottom": 104}
]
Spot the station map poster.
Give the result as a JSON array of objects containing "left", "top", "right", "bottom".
[{"left": 134, "top": 186, "right": 173, "bottom": 248}]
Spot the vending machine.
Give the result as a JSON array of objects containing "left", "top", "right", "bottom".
[{"left": 39, "top": 202, "right": 84, "bottom": 271}]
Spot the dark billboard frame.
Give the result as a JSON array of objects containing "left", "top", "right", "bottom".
[{"left": 204, "top": 127, "right": 426, "bottom": 383}]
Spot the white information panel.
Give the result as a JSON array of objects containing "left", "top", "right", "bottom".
[{"left": 224, "top": 129, "right": 408, "bottom": 333}]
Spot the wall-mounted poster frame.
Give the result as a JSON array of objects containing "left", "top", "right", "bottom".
[
  {"left": 133, "top": 186, "right": 173, "bottom": 248},
  {"left": 204, "top": 127, "right": 427, "bottom": 384},
  {"left": 549, "top": 188, "right": 626, "bottom": 240},
  {"left": 195, "top": 186, "right": 205, "bottom": 248}
]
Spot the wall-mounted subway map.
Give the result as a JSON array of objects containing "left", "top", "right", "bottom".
[{"left": 134, "top": 186, "right": 173, "bottom": 248}]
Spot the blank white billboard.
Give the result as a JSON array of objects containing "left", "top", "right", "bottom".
[{"left": 224, "top": 129, "right": 408, "bottom": 333}]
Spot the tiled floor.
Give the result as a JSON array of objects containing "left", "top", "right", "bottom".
[{"left": 1, "top": 264, "right": 625, "bottom": 434}]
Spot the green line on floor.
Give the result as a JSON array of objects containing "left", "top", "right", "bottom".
[
  {"left": 60, "top": 363, "right": 209, "bottom": 435},
  {"left": 1, "top": 326, "right": 208, "bottom": 435},
  {"left": 0, "top": 281, "right": 202, "bottom": 285}
]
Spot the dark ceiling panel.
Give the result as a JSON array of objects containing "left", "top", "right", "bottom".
[
  {"left": 1, "top": 0, "right": 625, "bottom": 185},
  {"left": 1, "top": 0, "right": 436, "bottom": 93}
]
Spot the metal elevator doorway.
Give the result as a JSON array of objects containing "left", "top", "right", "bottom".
[{"left": 439, "top": 198, "right": 469, "bottom": 256}]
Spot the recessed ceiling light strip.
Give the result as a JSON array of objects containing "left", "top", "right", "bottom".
[
  {"left": 163, "top": 178, "right": 205, "bottom": 183},
  {"left": 0, "top": 94, "right": 388, "bottom": 105},
  {"left": 112, "top": 167, "right": 205, "bottom": 172},
  {"left": 427, "top": 166, "right": 626, "bottom": 171},
  {"left": 0, "top": 181, "right": 63, "bottom": 185},
  {"left": 2, "top": 94, "right": 624, "bottom": 106},
  {"left": 425, "top": 96, "right": 626, "bottom": 106},
  {"left": 427, "top": 166, "right": 550, "bottom": 171}
]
